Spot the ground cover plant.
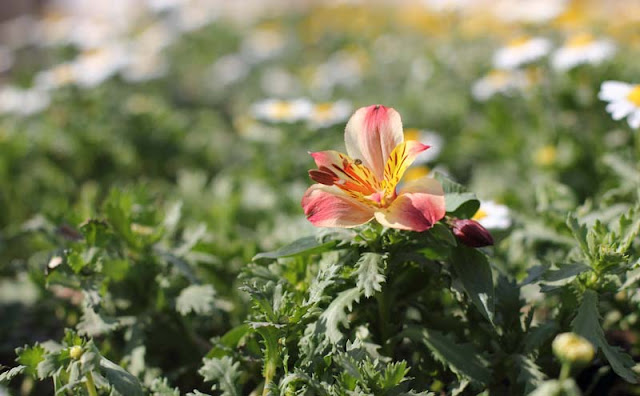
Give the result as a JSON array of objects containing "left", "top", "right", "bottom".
[{"left": 0, "top": 0, "right": 640, "bottom": 395}]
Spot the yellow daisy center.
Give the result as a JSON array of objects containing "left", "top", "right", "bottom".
[
  {"left": 403, "top": 128, "right": 421, "bottom": 141},
  {"left": 566, "top": 33, "right": 595, "bottom": 48},
  {"left": 313, "top": 103, "right": 334, "bottom": 120},
  {"left": 473, "top": 208, "right": 488, "bottom": 221},
  {"left": 487, "top": 70, "right": 510, "bottom": 86},
  {"left": 627, "top": 85, "right": 640, "bottom": 107},
  {"left": 271, "top": 102, "right": 293, "bottom": 119},
  {"left": 507, "top": 36, "right": 531, "bottom": 48},
  {"left": 534, "top": 145, "right": 557, "bottom": 166},
  {"left": 403, "top": 166, "right": 430, "bottom": 182}
]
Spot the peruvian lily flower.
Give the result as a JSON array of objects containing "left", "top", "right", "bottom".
[{"left": 301, "top": 105, "right": 446, "bottom": 231}]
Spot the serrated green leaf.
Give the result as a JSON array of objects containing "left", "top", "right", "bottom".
[
  {"left": 149, "top": 377, "right": 180, "bottom": 396},
  {"left": 523, "top": 321, "right": 559, "bottom": 354},
  {"left": 402, "top": 327, "right": 491, "bottom": 385},
  {"left": 572, "top": 289, "right": 638, "bottom": 383},
  {"left": 100, "top": 357, "right": 144, "bottom": 396},
  {"left": 355, "top": 253, "right": 386, "bottom": 298},
  {"left": 451, "top": 248, "right": 495, "bottom": 324},
  {"left": 513, "top": 354, "right": 546, "bottom": 394},
  {"left": 77, "top": 302, "right": 119, "bottom": 337},
  {"left": 176, "top": 284, "right": 216, "bottom": 316},
  {"left": 0, "top": 365, "right": 25, "bottom": 383},
  {"left": 320, "top": 287, "right": 361, "bottom": 343},
  {"left": 199, "top": 356, "right": 241, "bottom": 396},
  {"left": 16, "top": 344, "right": 45, "bottom": 377},
  {"left": 206, "top": 324, "right": 252, "bottom": 359},
  {"left": 253, "top": 236, "right": 337, "bottom": 262}
]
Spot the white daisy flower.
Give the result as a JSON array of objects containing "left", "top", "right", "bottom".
[
  {"left": 209, "top": 53, "right": 251, "bottom": 88},
  {"left": 494, "top": 0, "right": 568, "bottom": 24},
  {"left": 493, "top": 36, "right": 552, "bottom": 70},
  {"left": 473, "top": 201, "right": 511, "bottom": 230},
  {"left": 0, "top": 85, "right": 50, "bottom": 116},
  {"left": 310, "top": 50, "right": 365, "bottom": 97},
  {"left": 421, "top": 0, "right": 472, "bottom": 12},
  {"left": 308, "top": 100, "right": 352, "bottom": 129},
  {"left": 551, "top": 34, "right": 616, "bottom": 71},
  {"left": 260, "top": 67, "right": 300, "bottom": 97},
  {"left": 250, "top": 98, "right": 312, "bottom": 123},
  {"left": 599, "top": 81, "right": 640, "bottom": 129},
  {"left": 34, "top": 63, "right": 75, "bottom": 90},
  {"left": 240, "top": 27, "right": 287, "bottom": 64},
  {"left": 70, "top": 44, "right": 129, "bottom": 88},
  {"left": 404, "top": 128, "right": 444, "bottom": 164},
  {"left": 471, "top": 69, "right": 531, "bottom": 101}
]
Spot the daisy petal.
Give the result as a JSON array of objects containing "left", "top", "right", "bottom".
[{"left": 599, "top": 81, "right": 632, "bottom": 101}]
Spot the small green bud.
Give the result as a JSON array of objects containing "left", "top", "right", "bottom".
[
  {"left": 69, "top": 345, "right": 83, "bottom": 360},
  {"left": 552, "top": 332, "right": 594, "bottom": 365}
]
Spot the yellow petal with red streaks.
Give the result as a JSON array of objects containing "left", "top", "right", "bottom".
[{"left": 382, "top": 140, "right": 430, "bottom": 193}]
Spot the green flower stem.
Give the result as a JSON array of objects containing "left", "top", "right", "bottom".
[
  {"left": 85, "top": 371, "right": 98, "bottom": 396},
  {"left": 559, "top": 362, "right": 571, "bottom": 382}
]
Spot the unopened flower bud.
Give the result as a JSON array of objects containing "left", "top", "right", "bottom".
[
  {"left": 69, "top": 345, "right": 83, "bottom": 360},
  {"left": 552, "top": 332, "right": 595, "bottom": 365},
  {"left": 451, "top": 219, "right": 494, "bottom": 247}
]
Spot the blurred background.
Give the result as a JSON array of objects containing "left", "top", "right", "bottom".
[{"left": 1, "top": 0, "right": 640, "bottom": 394}]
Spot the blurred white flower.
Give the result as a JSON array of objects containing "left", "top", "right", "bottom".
[
  {"left": 251, "top": 98, "right": 313, "bottom": 123},
  {"left": 473, "top": 201, "right": 511, "bottom": 229},
  {"left": 471, "top": 69, "right": 531, "bottom": 101},
  {"left": 170, "top": 0, "right": 220, "bottom": 32},
  {"left": 260, "top": 67, "right": 300, "bottom": 97},
  {"left": 71, "top": 44, "right": 129, "bottom": 88},
  {"left": 551, "top": 34, "right": 615, "bottom": 71},
  {"left": 494, "top": 0, "right": 567, "bottom": 23},
  {"left": 34, "top": 63, "right": 75, "bottom": 90},
  {"left": 0, "top": 15, "right": 40, "bottom": 49},
  {"left": 308, "top": 100, "right": 352, "bottom": 129},
  {"left": 240, "top": 179, "right": 277, "bottom": 210},
  {"left": 0, "top": 45, "right": 14, "bottom": 73},
  {"left": 311, "top": 50, "right": 365, "bottom": 97},
  {"left": 122, "top": 52, "right": 169, "bottom": 82},
  {"left": 404, "top": 128, "right": 444, "bottom": 164},
  {"left": 241, "top": 27, "right": 287, "bottom": 64},
  {"left": 599, "top": 81, "right": 640, "bottom": 129},
  {"left": 422, "top": 0, "right": 472, "bottom": 12},
  {"left": 209, "top": 53, "right": 251, "bottom": 88},
  {"left": 0, "top": 86, "right": 50, "bottom": 116},
  {"left": 493, "top": 36, "right": 551, "bottom": 70}
]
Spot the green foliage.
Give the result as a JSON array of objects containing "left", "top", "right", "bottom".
[{"left": 1, "top": 3, "right": 640, "bottom": 396}]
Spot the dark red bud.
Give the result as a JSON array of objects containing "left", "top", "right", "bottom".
[{"left": 451, "top": 219, "right": 494, "bottom": 248}]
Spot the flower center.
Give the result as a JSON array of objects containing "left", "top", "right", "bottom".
[
  {"left": 472, "top": 208, "right": 488, "bottom": 221},
  {"left": 507, "top": 36, "right": 531, "bottom": 48},
  {"left": 627, "top": 85, "right": 640, "bottom": 107},
  {"left": 312, "top": 103, "right": 334, "bottom": 120},
  {"left": 566, "top": 33, "right": 594, "bottom": 48},
  {"left": 403, "top": 128, "right": 420, "bottom": 141},
  {"left": 271, "top": 102, "right": 293, "bottom": 118}
]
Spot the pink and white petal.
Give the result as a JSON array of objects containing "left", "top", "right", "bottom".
[
  {"left": 344, "top": 105, "right": 404, "bottom": 181},
  {"left": 374, "top": 190, "right": 445, "bottom": 232},
  {"left": 599, "top": 81, "right": 632, "bottom": 101},
  {"left": 628, "top": 110, "right": 640, "bottom": 129},
  {"left": 374, "top": 178, "right": 445, "bottom": 232},
  {"left": 302, "top": 184, "right": 374, "bottom": 228}
]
